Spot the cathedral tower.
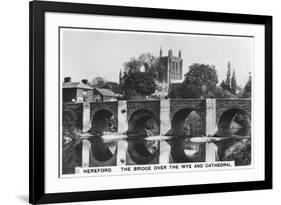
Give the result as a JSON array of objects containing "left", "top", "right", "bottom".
[{"left": 158, "top": 48, "right": 183, "bottom": 83}]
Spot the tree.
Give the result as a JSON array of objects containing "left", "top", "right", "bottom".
[
  {"left": 169, "top": 63, "right": 219, "bottom": 99},
  {"left": 121, "top": 53, "right": 159, "bottom": 98},
  {"left": 225, "top": 62, "right": 231, "bottom": 91},
  {"left": 169, "top": 83, "right": 201, "bottom": 99},
  {"left": 236, "top": 86, "right": 244, "bottom": 98},
  {"left": 124, "top": 58, "right": 142, "bottom": 73},
  {"left": 180, "top": 84, "right": 202, "bottom": 99},
  {"left": 121, "top": 53, "right": 159, "bottom": 99},
  {"left": 91, "top": 77, "right": 106, "bottom": 87},
  {"left": 168, "top": 83, "right": 182, "bottom": 99},
  {"left": 242, "top": 74, "right": 251, "bottom": 98},
  {"left": 219, "top": 62, "right": 239, "bottom": 97},
  {"left": 231, "top": 69, "right": 237, "bottom": 94},
  {"left": 220, "top": 80, "right": 229, "bottom": 91},
  {"left": 102, "top": 82, "right": 122, "bottom": 94},
  {"left": 182, "top": 63, "right": 218, "bottom": 98},
  {"left": 214, "top": 87, "right": 237, "bottom": 98},
  {"left": 123, "top": 53, "right": 158, "bottom": 74},
  {"left": 121, "top": 71, "right": 157, "bottom": 98},
  {"left": 138, "top": 53, "right": 158, "bottom": 71}
]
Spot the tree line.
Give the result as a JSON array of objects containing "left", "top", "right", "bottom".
[{"left": 90, "top": 53, "right": 251, "bottom": 100}]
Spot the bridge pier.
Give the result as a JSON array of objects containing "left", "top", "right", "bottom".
[
  {"left": 75, "top": 138, "right": 91, "bottom": 173},
  {"left": 82, "top": 102, "right": 91, "bottom": 132},
  {"left": 159, "top": 99, "right": 172, "bottom": 164},
  {"left": 117, "top": 100, "right": 128, "bottom": 133},
  {"left": 159, "top": 141, "right": 171, "bottom": 164},
  {"left": 160, "top": 99, "right": 171, "bottom": 135},
  {"left": 117, "top": 100, "right": 129, "bottom": 166},
  {"left": 205, "top": 99, "right": 218, "bottom": 162},
  {"left": 81, "top": 139, "right": 91, "bottom": 167}
]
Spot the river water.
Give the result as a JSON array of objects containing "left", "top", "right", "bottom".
[
  {"left": 62, "top": 122, "right": 251, "bottom": 174},
  {"left": 86, "top": 126, "right": 251, "bottom": 166}
]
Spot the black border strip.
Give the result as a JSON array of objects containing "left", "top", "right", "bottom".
[
  {"left": 30, "top": 1, "right": 45, "bottom": 204},
  {"left": 58, "top": 24, "right": 61, "bottom": 178},
  {"left": 264, "top": 16, "right": 273, "bottom": 187},
  {"left": 32, "top": 1, "right": 270, "bottom": 24}
]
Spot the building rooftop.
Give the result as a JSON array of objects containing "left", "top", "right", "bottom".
[
  {"left": 95, "top": 88, "right": 121, "bottom": 97},
  {"left": 63, "top": 82, "right": 93, "bottom": 90}
]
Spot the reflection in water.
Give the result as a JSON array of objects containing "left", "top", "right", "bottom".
[
  {"left": 62, "top": 109, "right": 82, "bottom": 174},
  {"left": 216, "top": 127, "right": 251, "bottom": 166},
  {"left": 170, "top": 110, "right": 205, "bottom": 163},
  {"left": 62, "top": 110, "right": 251, "bottom": 174},
  {"left": 127, "top": 137, "right": 159, "bottom": 164},
  {"left": 171, "top": 137, "right": 205, "bottom": 163},
  {"left": 87, "top": 120, "right": 118, "bottom": 162},
  {"left": 126, "top": 119, "right": 160, "bottom": 164},
  {"left": 86, "top": 113, "right": 251, "bottom": 166},
  {"left": 89, "top": 136, "right": 117, "bottom": 162}
]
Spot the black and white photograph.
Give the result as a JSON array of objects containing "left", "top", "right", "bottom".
[
  {"left": 27, "top": 1, "right": 272, "bottom": 204},
  {"left": 60, "top": 28, "right": 252, "bottom": 176}
]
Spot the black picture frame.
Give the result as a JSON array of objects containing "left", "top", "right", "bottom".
[{"left": 29, "top": 1, "right": 272, "bottom": 204}]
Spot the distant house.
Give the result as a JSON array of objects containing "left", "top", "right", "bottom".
[
  {"left": 63, "top": 77, "right": 94, "bottom": 103},
  {"left": 93, "top": 88, "right": 121, "bottom": 102}
]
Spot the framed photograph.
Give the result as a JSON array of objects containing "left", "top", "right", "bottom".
[{"left": 29, "top": 1, "right": 272, "bottom": 204}]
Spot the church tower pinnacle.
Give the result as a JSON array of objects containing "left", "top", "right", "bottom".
[
  {"left": 179, "top": 50, "right": 182, "bottom": 58},
  {"left": 119, "top": 69, "right": 122, "bottom": 85},
  {"left": 168, "top": 49, "right": 173, "bottom": 57}
]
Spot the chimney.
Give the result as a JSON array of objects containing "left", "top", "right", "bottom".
[
  {"left": 82, "top": 79, "right": 88, "bottom": 85},
  {"left": 64, "top": 77, "right": 71, "bottom": 83}
]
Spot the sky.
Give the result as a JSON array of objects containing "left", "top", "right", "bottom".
[{"left": 62, "top": 28, "right": 253, "bottom": 87}]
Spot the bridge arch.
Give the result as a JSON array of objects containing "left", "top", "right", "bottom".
[
  {"left": 126, "top": 109, "right": 160, "bottom": 165},
  {"left": 90, "top": 109, "right": 117, "bottom": 132},
  {"left": 128, "top": 109, "right": 159, "bottom": 134},
  {"left": 217, "top": 108, "right": 251, "bottom": 130},
  {"left": 88, "top": 109, "right": 118, "bottom": 164},
  {"left": 170, "top": 108, "right": 205, "bottom": 163},
  {"left": 216, "top": 108, "right": 251, "bottom": 165},
  {"left": 171, "top": 108, "right": 204, "bottom": 137}
]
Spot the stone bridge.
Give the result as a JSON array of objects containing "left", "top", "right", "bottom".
[
  {"left": 64, "top": 98, "right": 251, "bottom": 136},
  {"left": 63, "top": 98, "right": 251, "bottom": 170}
]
